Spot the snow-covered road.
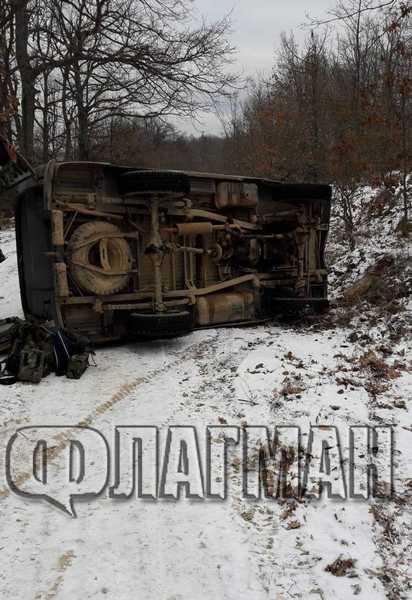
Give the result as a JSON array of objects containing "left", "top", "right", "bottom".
[{"left": 1, "top": 228, "right": 411, "bottom": 600}]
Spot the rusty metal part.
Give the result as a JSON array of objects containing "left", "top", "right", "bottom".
[
  {"left": 60, "top": 203, "right": 124, "bottom": 220},
  {"left": 148, "top": 198, "right": 166, "bottom": 312},
  {"left": 104, "top": 299, "right": 190, "bottom": 311},
  {"left": 52, "top": 210, "right": 65, "bottom": 246},
  {"left": 164, "top": 274, "right": 260, "bottom": 298},
  {"left": 176, "top": 222, "right": 213, "bottom": 236},
  {"left": 54, "top": 262, "right": 70, "bottom": 297},
  {"left": 167, "top": 208, "right": 258, "bottom": 231}
]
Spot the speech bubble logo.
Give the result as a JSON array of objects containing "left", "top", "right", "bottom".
[{"left": 6, "top": 426, "right": 109, "bottom": 517}]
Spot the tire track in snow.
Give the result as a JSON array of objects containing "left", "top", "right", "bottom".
[
  {"left": 34, "top": 550, "right": 76, "bottom": 600},
  {"left": 0, "top": 333, "right": 218, "bottom": 500}
]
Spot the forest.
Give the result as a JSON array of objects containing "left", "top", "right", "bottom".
[
  {"left": 0, "top": 0, "right": 411, "bottom": 235},
  {"left": 0, "top": 5, "right": 412, "bottom": 596}
]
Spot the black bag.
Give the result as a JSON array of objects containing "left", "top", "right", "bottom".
[
  {"left": 4, "top": 319, "right": 54, "bottom": 382},
  {"left": 45, "top": 327, "right": 91, "bottom": 376},
  {"left": 0, "top": 319, "right": 92, "bottom": 384},
  {"left": 0, "top": 317, "right": 21, "bottom": 355},
  {"left": 66, "top": 354, "right": 90, "bottom": 379},
  {"left": 17, "top": 348, "right": 49, "bottom": 384}
]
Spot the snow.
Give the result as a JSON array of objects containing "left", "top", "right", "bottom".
[
  {"left": 0, "top": 207, "right": 411, "bottom": 599},
  {"left": 328, "top": 182, "right": 412, "bottom": 299}
]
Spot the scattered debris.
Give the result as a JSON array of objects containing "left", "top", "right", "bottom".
[
  {"left": 280, "top": 501, "right": 297, "bottom": 521},
  {"left": 325, "top": 557, "right": 357, "bottom": 577},
  {"left": 276, "top": 376, "right": 306, "bottom": 398},
  {"left": 286, "top": 520, "right": 301, "bottom": 530},
  {"left": 240, "top": 508, "right": 255, "bottom": 523}
]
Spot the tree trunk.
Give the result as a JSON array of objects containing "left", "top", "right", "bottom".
[
  {"left": 0, "top": 5, "right": 16, "bottom": 141},
  {"left": 13, "top": 0, "right": 35, "bottom": 162},
  {"left": 74, "top": 65, "right": 89, "bottom": 160},
  {"left": 42, "top": 71, "right": 49, "bottom": 163},
  {"left": 400, "top": 86, "right": 409, "bottom": 225},
  {"left": 77, "top": 108, "right": 89, "bottom": 160}
]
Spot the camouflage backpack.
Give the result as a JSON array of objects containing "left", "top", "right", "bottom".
[{"left": 0, "top": 318, "right": 92, "bottom": 384}]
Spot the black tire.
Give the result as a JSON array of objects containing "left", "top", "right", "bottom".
[
  {"left": 128, "top": 311, "right": 194, "bottom": 338},
  {"left": 120, "top": 170, "right": 191, "bottom": 196}
]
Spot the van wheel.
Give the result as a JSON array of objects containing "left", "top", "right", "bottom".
[{"left": 68, "top": 221, "right": 132, "bottom": 296}]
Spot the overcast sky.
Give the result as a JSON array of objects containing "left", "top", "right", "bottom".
[{"left": 175, "top": 0, "right": 334, "bottom": 136}]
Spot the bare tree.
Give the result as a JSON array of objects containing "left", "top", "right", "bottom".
[
  {"left": 392, "top": 29, "right": 412, "bottom": 225},
  {"left": 0, "top": 1, "right": 20, "bottom": 141},
  {"left": 31, "top": 0, "right": 236, "bottom": 160},
  {"left": 11, "top": 0, "right": 36, "bottom": 160},
  {"left": 308, "top": 0, "right": 406, "bottom": 26}
]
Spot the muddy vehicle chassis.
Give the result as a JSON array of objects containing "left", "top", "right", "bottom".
[{"left": 2, "top": 150, "right": 331, "bottom": 342}]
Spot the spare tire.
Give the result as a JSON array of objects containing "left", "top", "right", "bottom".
[{"left": 68, "top": 221, "right": 132, "bottom": 296}]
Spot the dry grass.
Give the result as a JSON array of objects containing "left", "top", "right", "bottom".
[
  {"left": 325, "top": 557, "right": 356, "bottom": 577},
  {"left": 359, "top": 350, "right": 402, "bottom": 380}
]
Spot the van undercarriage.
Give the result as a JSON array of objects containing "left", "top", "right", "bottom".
[{"left": 1, "top": 143, "right": 331, "bottom": 342}]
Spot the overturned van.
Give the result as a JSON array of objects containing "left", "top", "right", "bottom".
[{"left": 0, "top": 139, "right": 331, "bottom": 342}]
